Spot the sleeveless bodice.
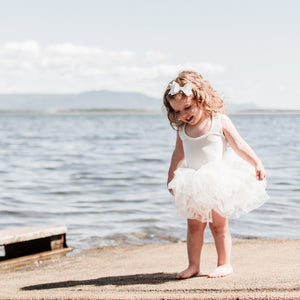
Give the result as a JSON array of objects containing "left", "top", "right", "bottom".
[{"left": 179, "top": 113, "right": 227, "bottom": 170}]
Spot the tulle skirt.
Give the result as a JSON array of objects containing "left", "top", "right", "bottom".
[{"left": 168, "top": 150, "right": 269, "bottom": 223}]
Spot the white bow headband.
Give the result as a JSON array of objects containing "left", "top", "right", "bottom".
[{"left": 168, "top": 81, "right": 193, "bottom": 96}]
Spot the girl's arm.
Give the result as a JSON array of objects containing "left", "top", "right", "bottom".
[
  {"left": 167, "top": 131, "right": 185, "bottom": 190},
  {"left": 221, "top": 114, "right": 266, "bottom": 181}
]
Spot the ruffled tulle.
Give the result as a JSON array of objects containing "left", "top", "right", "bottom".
[{"left": 168, "top": 150, "right": 269, "bottom": 223}]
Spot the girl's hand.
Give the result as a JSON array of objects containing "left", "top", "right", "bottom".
[{"left": 255, "top": 164, "right": 266, "bottom": 181}]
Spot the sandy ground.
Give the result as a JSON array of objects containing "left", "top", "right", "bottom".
[{"left": 0, "top": 239, "right": 299, "bottom": 299}]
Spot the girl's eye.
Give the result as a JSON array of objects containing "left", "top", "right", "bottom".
[{"left": 185, "top": 106, "right": 192, "bottom": 110}]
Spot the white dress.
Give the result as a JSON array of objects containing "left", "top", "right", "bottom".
[{"left": 168, "top": 113, "right": 269, "bottom": 223}]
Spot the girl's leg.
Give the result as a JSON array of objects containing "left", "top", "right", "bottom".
[
  {"left": 208, "top": 210, "right": 233, "bottom": 278},
  {"left": 177, "top": 219, "right": 206, "bottom": 279}
]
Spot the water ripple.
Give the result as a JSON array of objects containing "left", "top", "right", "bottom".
[{"left": 0, "top": 113, "right": 299, "bottom": 249}]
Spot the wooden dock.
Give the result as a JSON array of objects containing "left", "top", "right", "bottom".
[{"left": 0, "top": 225, "right": 72, "bottom": 268}]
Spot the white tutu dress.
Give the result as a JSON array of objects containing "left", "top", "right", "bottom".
[{"left": 168, "top": 113, "right": 269, "bottom": 223}]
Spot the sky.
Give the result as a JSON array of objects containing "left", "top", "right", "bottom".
[{"left": 0, "top": 0, "right": 299, "bottom": 109}]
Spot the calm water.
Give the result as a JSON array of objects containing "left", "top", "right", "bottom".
[{"left": 0, "top": 112, "right": 299, "bottom": 249}]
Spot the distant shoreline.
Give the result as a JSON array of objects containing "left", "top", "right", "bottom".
[
  {"left": 0, "top": 109, "right": 299, "bottom": 115},
  {"left": 229, "top": 109, "right": 300, "bottom": 115}
]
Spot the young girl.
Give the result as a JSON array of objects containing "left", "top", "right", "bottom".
[{"left": 163, "top": 70, "right": 269, "bottom": 279}]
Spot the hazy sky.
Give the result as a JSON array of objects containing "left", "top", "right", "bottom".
[{"left": 0, "top": 0, "right": 299, "bottom": 109}]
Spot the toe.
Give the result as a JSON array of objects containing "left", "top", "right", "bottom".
[{"left": 208, "top": 265, "right": 233, "bottom": 278}]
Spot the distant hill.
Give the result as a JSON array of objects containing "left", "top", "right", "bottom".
[
  {"left": 0, "top": 90, "right": 162, "bottom": 111},
  {"left": 0, "top": 90, "right": 263, "bottom": 112},
  {"left": 226, "top": 102, "right": 261, "bottom": 112}
]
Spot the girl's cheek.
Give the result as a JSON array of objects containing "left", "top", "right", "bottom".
[
  {"left": 192, "top": 107, "right": 201, "bottom": 115},
  {"left": 176, "top": 112, "right": 184, "bottom": 119},
  {"left": 178, "top": 115, "right": 186, "bottom": 122}
]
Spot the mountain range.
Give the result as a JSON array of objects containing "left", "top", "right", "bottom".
[{"left": 0, "top": 90, "right": 261, "bottom": 112}]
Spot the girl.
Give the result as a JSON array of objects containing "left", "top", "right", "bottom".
[{"left": 164, "top": 70, "right": 269, "bottom": 279}]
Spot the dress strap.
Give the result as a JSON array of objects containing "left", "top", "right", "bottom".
[{"left": 211, "top": 113, "right": 224, "bottom": 136}]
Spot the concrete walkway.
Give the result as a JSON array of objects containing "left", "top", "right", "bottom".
[{"left": 0, "top": 239, "right": 299, "bottom": 299}]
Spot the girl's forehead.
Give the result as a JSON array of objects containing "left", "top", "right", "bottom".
[{"left": 169, "top": 96, "right": 193, "bottom": 108}]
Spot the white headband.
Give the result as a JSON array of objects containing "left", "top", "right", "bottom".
[{"left": 168, "top": 82, "right": 193, "bottom": 96}]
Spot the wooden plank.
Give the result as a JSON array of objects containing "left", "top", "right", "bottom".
[
  {"left": 50, "top": 234, "right": 66, "bottom": 250},
  {"left": 0, "top": 248, "right": 73, "bottom": 270},
  {"left": 0, "top": 226, "right": 67, "bottom": 245}
]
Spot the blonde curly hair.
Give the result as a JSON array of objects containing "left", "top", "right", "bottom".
[{"left": 163, "top": 70, "right": 225, "bottom": 129}]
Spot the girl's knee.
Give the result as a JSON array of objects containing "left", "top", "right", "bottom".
[
  {"left": 209, "top": 222, "right": 229, "bottom": 236},
  {"left": 187, "top": 219, "right": 207, "bottom": 233}
]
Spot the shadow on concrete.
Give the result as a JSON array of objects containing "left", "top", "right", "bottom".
[{"left": 22, "top": 272, "right": 202, "bottom": 290}]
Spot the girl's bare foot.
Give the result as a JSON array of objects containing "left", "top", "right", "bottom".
[
  {"left": 208, "top": 264, "right": 233, "bottom": 278},
  {"left": 176, "top": 265, "right": 199, "bottom": 279}
]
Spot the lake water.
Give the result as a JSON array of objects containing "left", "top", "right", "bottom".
[{"left": 0, "top": 112, "right": 299, "bottom": 249}]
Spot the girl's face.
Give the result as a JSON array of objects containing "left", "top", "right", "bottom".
[{"left": 169, "top": 96, "right": 203, "bottom": 125}]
